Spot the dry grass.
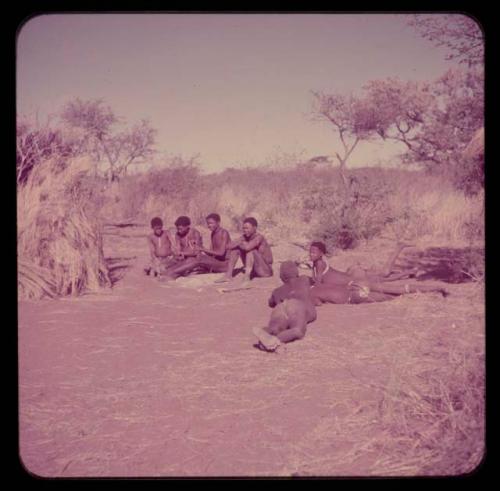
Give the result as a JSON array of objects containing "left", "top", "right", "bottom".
[
  {"left": 100, "top": 162, "right": 483, "bottom": 254},
  {"left": 273, "top": 294, "right": 485, "bottom": 476},
  {"left": 384, "top": 177, "right": 484, "bottom": 247},
  {"left": 19, "top": 211, "right": 485, "bottom": 477},
  {"left": 17, "top": 157, "right": 111, "bottom": 299}
]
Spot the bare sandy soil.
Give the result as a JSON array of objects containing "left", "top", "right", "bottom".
[{"left": 18, "top": 226, "right": 485, "bottom": 477}]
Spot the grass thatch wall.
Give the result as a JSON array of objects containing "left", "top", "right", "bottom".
[{"left": 17, "top": 157, "right": 111, "bottom": 300}]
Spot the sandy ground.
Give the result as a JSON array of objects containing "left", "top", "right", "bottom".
[{"left": 18, "top": 226, "right": 485, "bottom": 477}]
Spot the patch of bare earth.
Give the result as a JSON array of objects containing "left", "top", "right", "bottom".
[{"left": 18, "top": 227, "right": 485, "bottom": 477}]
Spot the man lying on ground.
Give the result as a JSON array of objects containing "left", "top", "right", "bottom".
[
  {"left": 252, "top": 261, "right": 317, "bottom": 352},
  {"left": 308, "top": 241, "right": 448, "bottom": 304},
  {"left": 144, "top": 217, "right": 174, "bottom": 277},
  {"left": 162, "top": 213, "right": 231, "bottom": 280},
  {"left": 216, "top": 217, "right": 273, "bottom": 284},
  {"left": 309, "top": 241, "right": 415, "bottom": 286}
]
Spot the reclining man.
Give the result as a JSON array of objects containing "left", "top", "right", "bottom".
[
  {"left": 308, "top": 241, "right": 448, "bottom": 305},
  {"left": 310, "top": 241, "right": 416, "bottom": 286},
  {"left": 252, "top": 261, "right": 317, "bottom": 352}
]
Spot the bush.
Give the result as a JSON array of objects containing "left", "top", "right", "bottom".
[
  {"left": 306, "top": 170, "right": 394, "bottom": 250},
  {"left": 95, "top": 158, "right": 483, "bottom": 252}
]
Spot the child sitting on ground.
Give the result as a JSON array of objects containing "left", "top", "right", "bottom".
[
  {"left": 252, "top": 261, "right": 317, "bottom": 352},
  {"left": 144, "top": 217, "right": 174, "bottom": 278}
]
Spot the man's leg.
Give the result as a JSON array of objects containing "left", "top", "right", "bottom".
[
  {"left": 162, "top": 257, "right": 200, "bottom": 280},
  {"left": 148, "top": 256, "right": 163, "bottom": 277},
  {"left": 144, "top": 257, "right": 156, "bottom": 276},
  {"left": 349, "top": 288, "right": 397, "bottom": 303},
  {"left": 246, "top": 250, "right": 273, "bottom": 280},
  {"left": 253, "top": 303, "right": 287, "bottom": 351},
  {"left": 275, "top": 299, "right": 307, "bottom": 343},
  {"left": 215, "top": 250, "right": 240, "bottom": 282},
  {"left": 310, "top": 284, "right": 351, "bottom": 305},
  {"left": 197, "top": 255, "right": 228, "bottom": 273},
  {"left": 347, "top": 243, "right": 415, "bottom": 283},
  {"left": 369, "top": 279, "right": 449, "bottom": 297},
  {"left": 380, "top": 242, "right": 414, "bottom": 277}
]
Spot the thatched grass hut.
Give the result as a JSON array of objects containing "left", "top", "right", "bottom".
[{"left": 17, "top": 157, "right": 111, "bottom": 300}]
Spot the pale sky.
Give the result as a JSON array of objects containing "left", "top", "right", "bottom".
[{"left": 17, "top": 13, "right": 464, "bottom": 172}]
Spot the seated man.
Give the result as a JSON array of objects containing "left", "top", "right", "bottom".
[
  {"left": 216, "top": 217, "right": 273, "bottom": 284},
  {"left": 162, "top": 213, "right": 231, "bottom": 279},
  {"left": 162, "top": 216, "right": 203, "bottom": 280},
  {"left": 144, "top": 216, "right": 174, "bottom": 277},
  {"left": 252, "top": 261, "right": 317, "bottom": 352}
]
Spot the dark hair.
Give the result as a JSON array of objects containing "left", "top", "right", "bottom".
[
  {"left": 206, "top": 213, "right": 221, "bottom": 222},
  {"left": 175, "top": 216, "right": 191, "bottom": 226},
  {"left": 151, "top": 217, "right": 163, "bottom": 228},
  {"left": 243, "top": 217, "right": 258, "bottom": 228},
  {"left": 310, "top": 241, "right": 327, "bottom": 254}
]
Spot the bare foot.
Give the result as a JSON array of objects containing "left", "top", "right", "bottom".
[{"left": 252, "top": 327, "right": 281, "bottom": 351}]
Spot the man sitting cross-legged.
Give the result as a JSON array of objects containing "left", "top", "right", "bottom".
[
  {"left": 161, "top": 213, "right": 232, "bottom": 280},
  {"left": 161, "top": 216, "right": 203, "bottom": 280},
  {"left": 216, "top": 216, "right": 273, "bottom": 284},
  {"left": 252, "top": 261, "right": 317, "bottom": 352}
]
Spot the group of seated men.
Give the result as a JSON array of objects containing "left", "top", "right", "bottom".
[
  {"left": 145, "top": 214, "right": 449, "bottom": 352},
  {"left": 144, "top": 213, "right": 272, "bottom": 284}
]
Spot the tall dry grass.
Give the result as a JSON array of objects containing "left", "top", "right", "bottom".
[
  {"left": 108, "top": 162, "right": 484, "bottom": 251},
  {"left": 17, "top": 157, "right": 111, "bottom": 300},
  {"left": 383, "top": 174, "right": 484, "bottom": 247}
]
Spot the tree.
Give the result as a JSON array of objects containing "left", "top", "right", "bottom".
[
  {"left": 362, "top": 78, "right": 433, "bottom": 158},
  {"left": 406, "top": 13, "right": 484, "bottom": 194},
  {"left": 60, "top": 98, "right": 157, "bottom": 183},
  {"left": 311, "top": 91, "right": 387, "bottom": 248},
  {"left": 364, "top": 68, "right": 484, "bottom": 189},
  {"left": 16, "top": 118, "right": 74, "bottom": 185},
  {"left": 408, "top": 14, "right": 484, "bottom": 68},
  {"left": 311, "top": 91, "right": 380, "bottom": 188}
]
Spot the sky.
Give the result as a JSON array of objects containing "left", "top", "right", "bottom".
[{"left": 17, "top": 13, "right": 464, "bottom": 173}]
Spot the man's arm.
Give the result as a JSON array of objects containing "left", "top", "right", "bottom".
[
  {"left": 238, "top": 234, "right": 262, "bottom": 252},
  {"left": 169, "top": 231, "right": 181, "bottom": 256},
  {"left": 202, "top": 230, "right": 230, "bottom": 257},
  {"left": 268, "top": 285, "right": 287, "bottom": 308},
  {"left": 147, "top": 235, "right": 156, "bottom": 260},
  {"left": 194, "top": 229, "right": 203, "bottom": 248},
  {"left": 227, "top": 236, "right": 245, "bottom": 250},
  {"left": 184, "top": 229, "right": 203, "bottom": 258}
]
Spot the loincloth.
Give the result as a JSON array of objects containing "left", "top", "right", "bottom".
[{"left": 347, "top": 281, "right": 371, "bottom": 304}]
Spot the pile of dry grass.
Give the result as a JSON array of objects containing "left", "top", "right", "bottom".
[{"left": 17, "top": 157, "right": 111, "bottom": 300}]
